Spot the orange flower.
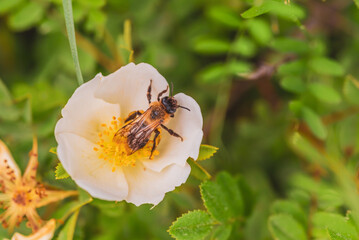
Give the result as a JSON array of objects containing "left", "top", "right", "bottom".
[
  {"left": 0, "top": 138, "right": 77, "bottom": 233},
  {"left": 11, "top": 219, "right": 55, "bottom": 240}
]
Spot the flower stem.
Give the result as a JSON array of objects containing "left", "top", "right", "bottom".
[{"left": 62, "top": 0, "right": 84, "bottom": 86}]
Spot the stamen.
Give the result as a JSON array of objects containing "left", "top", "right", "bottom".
[{"left": 94, "top": 115, "right": 160, "bottom": 171}]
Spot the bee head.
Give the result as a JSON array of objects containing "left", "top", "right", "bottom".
[
  {"left": 161, "top": 96, "right": 190, "bottom": 114},
  {"left": 161, "top": 96, "right": 178, "bottom": 114}
]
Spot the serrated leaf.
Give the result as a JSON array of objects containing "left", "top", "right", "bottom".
[
  {"left": 268, "top": 214, "right": 307, "bottom": 240},
  {"left": 343, "top": 75, "right": 359, "bottom": 105},
  {"left": 207, "top": 6, "right": 241, "bottom": 28},
  {"left": 58, "top": 210, "right": 80, "bottom": 240},
  {"left": 200, "top": 172, "right": 243, "bottom": 222},
  {"left": 169, "top": 210, "right": 214, "bottom": 240},
  {"left": 197, "top": 144, "right": 219, "bottom": 161},
  {"left": 309, "top": 57, "right": 344, "bottom": 77},
  {"left": 313, "top": 212, "right": 358, "bottom": 240},
  {"left": 309, "top": 83, "right": 341, "bottom": 104},
  {"left": 56, "top": 162, "right": 70, "bottom": 179},
  {"left": 188, "top": 158, "right": 211, "bottom": 181},
  {"left": 8, "top": 1, "right": 44, "bottom": 31}
]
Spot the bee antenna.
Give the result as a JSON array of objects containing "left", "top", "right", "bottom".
[
  {"left": 178, "top": 105, "right": 190, "bottom": 111},
  {"left": 170, "top": 82, "right": 174, "bottom": 96}
]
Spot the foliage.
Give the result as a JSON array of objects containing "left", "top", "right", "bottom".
[{"left": 1, "top": 0, "right": 359, "bottom": 239}]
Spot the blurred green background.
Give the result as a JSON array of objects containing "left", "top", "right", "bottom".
[{"left": 2, "top": 0, "right": 359, "bottom": 239}]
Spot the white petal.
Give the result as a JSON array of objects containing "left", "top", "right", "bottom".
[
  {"left": 0, "top": 140, "right": 21, "bottom": 178},
  {"left": 94, "top": 63, "right": 169, "bottom": 118},
  {"left": 124, "top": 162, "right": 191, "bottom": 206},
  {"left": 55, "top": 73, "right": 121, "bottom": 143},
  {"left": 56, "top": 132, "right": 128, "bottom": 201},
  {"left": 142, "top": 93, "right": 203, "bottom": 172}
]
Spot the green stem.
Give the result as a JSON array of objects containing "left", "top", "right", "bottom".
[{"left": 62, "top": 0, "right": 83, "bottom": 86}]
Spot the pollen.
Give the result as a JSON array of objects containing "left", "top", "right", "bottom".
[{"left": 94, "top": 116, "right": 160, "bottom": 171}]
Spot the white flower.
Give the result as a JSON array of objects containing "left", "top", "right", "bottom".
[{"left": 55, "top": 63, "right": 203, "bottom": 206}]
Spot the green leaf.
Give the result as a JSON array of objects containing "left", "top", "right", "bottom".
[
  {"left": 278, "top": 60, "right": 306, "bottom": 76},
  {"left": 308, "top": 83, "right": 341, "bottom": 104},
  {"left": 53, "top": 188, "right": 92, "bottom": 222},
  {"left": 271, "top": 200, "right": 307, "bottom": 227},
  {"left": 200, "top": 172, "right": 243, "bottom": 222},
  {"left": 268, "top": 214, "right": 307, "bottom": 240},
  {"left": 226, "top": 61, "right": 252, "bottom": 76},
  {"left": 8, "top": 1, "right": 44, "bottom": 31},
  {"left": 207, "top": 6, "right": 241, "bottom": 28},
  {"left": 194, "top": 39, "right": 231, "bottom": 54},
  {"left": 232, "top": 37, "right": 257, "bottom": 57},
  {"left": 0, "top": 78, "right": 12, "bottom": 102},
  {"left": 313, "top": 212, "right": 358, "bottom": 240},
  {"left": 198, "top": 63, "right": 227, "bottom": 83},
  {"left": 290, "top": 174, "right": 343, "bottom": 209},
  {"left": 271, "top": 37, "right": 309, "bottom": 54},
  {"left": 212, "top": 224, "right": 232, "bottom": 240},
  {"left": 78, "top": 0, "right": 106, "bottom": 8},
  {"left": 188, "top": 158, "right": 211, "bottom": 181},
  {"left": 55, "top": 162, "right": 70, "bottom": 180},
  {"left": 241, "top": 1, "right": 274, "bottom": 18},
  {"left": 246, "top": 19, "right": 272, "bottom": 45},
  {"left": 354, "top": 0, "right": 359, "bottom": 9},
  {"left": 301, "top": 106, "right": 327, "bottom": 140},
  {"left": 23, "top": 98, "right": 32, "bottom": 124},
  {"left": 290, "top": 132, "right": 325, "bottom": 164},
  {"left": 168, "top": 210, "right": 214, "bottom": 240},
  {"left": 0, "top": 0, "right": 23, "bottom": 15},
  {"left": 309, "top": 57, "right": 345, "bottom": 77},
  {"left": 280, "top": 76, "right": 306, "bottom": 94},
  {"left": 197, "top": 144, "right": 219, "bottom": 161},
  {"left": 62, "top": 0, "right": 84, "bottom": 85},
  {"left": 49, "top": 147, "right": 57, "bottom": 155},
  {"left": 343, "top": 75, "right": 359, "bottom": 105},
  {"left": 58, "top": 210, "right": 80, "bottom": 240},
  {"left": 241, "top": 1, "right": 305, "bottom": 20}
]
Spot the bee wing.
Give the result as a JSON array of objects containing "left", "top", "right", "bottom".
[
  {"left": 112, "top": 109, "right": 162, "bottom": 154},
  {"left": 127, "top": 115, "right": 162, "bottom": 153}
]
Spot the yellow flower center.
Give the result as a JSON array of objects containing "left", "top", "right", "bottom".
[{"left": 94, "top": 116, "right": 160, "bottom": 172}]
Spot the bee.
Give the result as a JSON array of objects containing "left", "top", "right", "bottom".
[{"left": 113, "top": 80, "right": 190, "bottom": 159}]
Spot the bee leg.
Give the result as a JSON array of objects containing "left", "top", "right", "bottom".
[
  {"left": 161, "top": 124, "right": 183, "bottom": 141},
  {"left": 150, "top": 129, "right": 161, "bottom": 159},
  {"left": 147, "top": 79, "right": 152, "bottom": 104},
  {"left": 125, "top": 110, "right": 143, "bottom": 123},
  {"left": 157, "top": 85, "right": 169, "bottom": 101}
]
